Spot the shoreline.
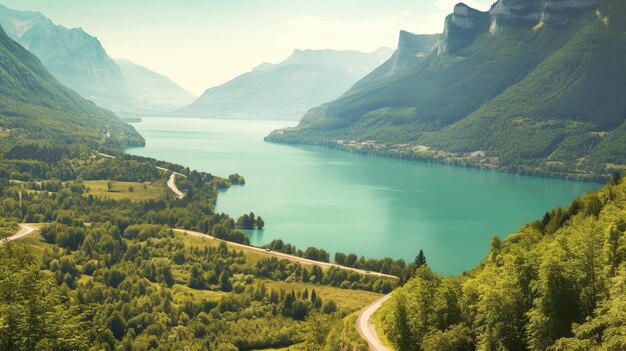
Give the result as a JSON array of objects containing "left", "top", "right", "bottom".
[{"left": 264, "top": 136, "right": 609, "bottom": 184}]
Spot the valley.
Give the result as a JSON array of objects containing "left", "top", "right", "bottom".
[
  {"left": 1, "top": 0, "right": 625, "bottom": 350},
  {"left": 128, "top": 117, "right": 597, "bottom": 275}
]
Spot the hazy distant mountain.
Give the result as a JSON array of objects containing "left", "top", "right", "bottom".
[
  {"left": 268, "top": 0, "right": 626, "bottom": 179},
  {"left": 176, "top": 48, "right": 393, "bottom": 120},
  {"left": 0, "top": 4, "right": 194, "bottom": 116},
  {"left": 115, "top": 59, "right": 196, "bottom": 113},
  {"left": 0, "top": 23, "right": 143, "bottom": 148}
]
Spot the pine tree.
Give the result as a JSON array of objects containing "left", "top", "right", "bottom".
[
  {"left": 219, "top": 269, "right": 232, "bottom": 292},
  {"left": 393, "top": 294, "right": 412, "bottom": 351},
  {"left": 415, "top": 249, "right": 427, "bottom": 267}
]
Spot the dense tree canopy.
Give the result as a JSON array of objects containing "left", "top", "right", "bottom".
[{"left": 377, "top": 178, "right": 626, "bottom": 351}]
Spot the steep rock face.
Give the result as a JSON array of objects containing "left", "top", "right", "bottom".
[
  {"left": 349, "top": 32, "right": 438, "bottom": 87},
  {"left": 489, "top": 0, "right": 601, "bottom": 32},
  {"left": 391, "top": 31, "right": 439, "bottom": 72},
  {"left": 437, "top": 0, "right": 602, "bottom": 53},
  {"left": 488, "top": 0, "right": 543, "bottom": 30},
  {"left": 437, "top": 3, "right": 491, "bottom": 54}
]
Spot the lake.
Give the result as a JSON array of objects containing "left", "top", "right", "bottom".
[{"left": 127, "top": 117, "right": 598, "bottom": 275}]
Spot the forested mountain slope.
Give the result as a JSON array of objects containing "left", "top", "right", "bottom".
[
  {"left": 0, "top": 4, "right": 195, "bottom": 116},
  {"left": 0, "top": 24, "right": 142, "bottom": 150},
  {"left": 268, "top": 0, "right": 626, "bottom": 180},
  {"left": 377, "top": 175, "right": 626, "bottom": 350}
]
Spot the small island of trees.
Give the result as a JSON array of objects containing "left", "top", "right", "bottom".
[
  {"left": 237, "top": 212, "right": 265, "bottom": 230},
  {"left": 228, "top": 173, "right": 245, "bottom": 185}
]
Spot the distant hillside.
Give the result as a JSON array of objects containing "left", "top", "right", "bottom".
[
  {"left": 0, "top": 4, "right": 194, "bottom": 116},
  {"left": 176, "top": 47, "right": 396, "bottom": 120},
  {"left": 115, "top": 59, "right": 196, "bottom": 113},
  {"left": 0, "top": 23, "right": 143, "bottom": 149},
  {"left": 267, "top": 0, "right": 626, "bottom": 181}
]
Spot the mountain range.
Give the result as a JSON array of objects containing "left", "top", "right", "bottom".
[
  {"left": 0, "top": 23, "right": 142, "bottom": 149},
  {"left": 176, "top": 47, "right": 400, "bottom": 120},
  {"left": 267, "top": 0, "right": 626, "bottom": 181},
  {"left": 0, "top": 4, "right": 195, "bottom": 116}
]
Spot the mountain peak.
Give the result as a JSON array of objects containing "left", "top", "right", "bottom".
[
  {"left": 489, "top": 0, "right": 601, "bottom": 33},
  {"left": 437, "top": 3, "right": 491, "bottom": 54},
  {"left": 395, "top": 31, "right": 439, "bottom": 64},
  {"left": 437, "top": 0, "right": 602, "bottom": 53},
  {"left": 369, "top": 46, "right": 394, "bottom": 58}
]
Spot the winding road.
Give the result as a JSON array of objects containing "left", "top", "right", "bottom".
[
  {"left": 175, "top": 229, "right": 398, "bottom": 279},
  {"left": 2, "top": 224, "right": 395, "bottom": 280},
  {"left": 166, "top": 173, "right": 185, "bottom": 199},
  {"left": 357, "top": 294, "right": 393, "bottom": 351},
  {"left": 94, "top": 152, "right": 186, "bottom": 199},
  {"left": 151, "top": 166, "right": 187, "bottom": 199},
  {"left": 4, "top": 224, "right": 395, "bottom": 349},
  {"left": 1, "top": 223, "right": 39, "bottom": 246}
]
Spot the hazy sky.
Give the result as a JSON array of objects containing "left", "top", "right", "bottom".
[{"left": 1, "top": 0, "right": 493, "bottom": 95}]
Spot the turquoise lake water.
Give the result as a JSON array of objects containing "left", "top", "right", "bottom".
[{"left": 127, "top": 117, "right": 598, "bottom": 275}]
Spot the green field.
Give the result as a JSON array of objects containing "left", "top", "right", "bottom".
[
  {"left": 83, "top": 180, "right": 164, "bottom": 201},
  {"left": 259, "top": 279, "right": 382, "bottom": 310},
  {"left": 11, "top": 225, "right": 382, "bottom": 311},
  {"left": 0, "top": 219, "right": 17, "bottom": 239}
]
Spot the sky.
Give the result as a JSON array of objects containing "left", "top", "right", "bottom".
[{"left": 1, "top": 0, "right": 493, "bottom": 95}]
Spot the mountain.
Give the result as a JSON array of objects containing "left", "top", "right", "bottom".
[
  {"left": 267, "top": 0, "right": 626, "bottom": 181},
  {"left": 176, "top": 47, "right": 396, "bottom": 120},
  {"left": 115, "top": 59, "right": 196, "bottom": 113},
  {"left": 0, "top": 23, "right": 142, "bottom": 149},
  {"left": 0, "top": 4, "right": 194, "bottom": 116}
]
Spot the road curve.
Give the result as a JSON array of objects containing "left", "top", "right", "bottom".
[
  {"left": 167, "top": 173, "right": 185, "bottom": 199},
  {"left": 174, "top": 229, "right": 398, "bottom": 279},
  {"left": 6, "top": 222, "right": 395, "bottom": 350},
  {"left": 357, "top": 293, "right": 393, "bottom": 351},
  {"left": 3, "top": 223, "right": 396, "bottom": 280},
  {"left": 94, "top": 152, "right": 186, "bottom": 200},
  {"left": 154, "top": 166, "right": 185, "bottom": 199},
  {"left": 1, "top": 223, "right": 39, "bottom": 246}
]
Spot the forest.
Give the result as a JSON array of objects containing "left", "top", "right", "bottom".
[
  {"left": 264, "top": 238, "right": 428, "bottom": 282},
  {"left": 0, "top": 143, "right": 396, "bottom": 350},
  {"left": 376, "top": 175, "right": 626, "bottom": 351}
]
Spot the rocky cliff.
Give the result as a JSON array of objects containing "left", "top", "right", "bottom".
[
  {"left": 437, "top": 3, "right": 491, "bottom": 54},
  {"left": 390, "top": 31, "right": 439, "bottom": 72},
  {"left": 489, "top": 0, "right": 601, "bottom": 32},
  {"left": 438, "top": 0, "right": 602, "bottom": 54}
]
